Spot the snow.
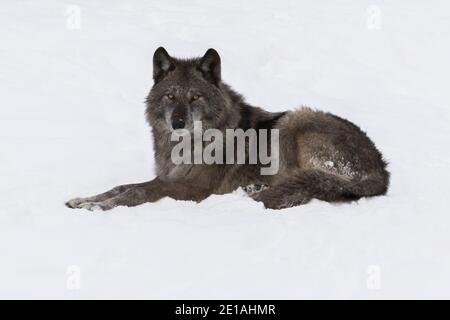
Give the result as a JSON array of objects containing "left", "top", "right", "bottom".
[{"left": 1, "top": 0, "right": 450, "bottom": 299}]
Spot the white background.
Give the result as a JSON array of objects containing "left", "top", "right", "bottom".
[{"left": 1, "top": 0, "right": 450, "bottom": 299}]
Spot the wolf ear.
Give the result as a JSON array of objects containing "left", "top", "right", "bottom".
[
  {"left": 153, "top": 47, "right": 175, "bottom": 83},
  {"left": 198, "top": 48, "right": 221, "bottom": 84}
]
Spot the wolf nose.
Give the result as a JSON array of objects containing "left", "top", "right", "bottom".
[{"left": 172, "top": 118, "right": 185, "bottom": 129}]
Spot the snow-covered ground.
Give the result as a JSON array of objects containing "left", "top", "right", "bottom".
[{"left": 1, "top": 0, "right": 450, "bottom": 299}]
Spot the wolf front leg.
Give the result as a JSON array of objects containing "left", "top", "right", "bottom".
[
  {"left": 66, "top": 182, "right": 147, "bottom": 208},
  {"left": 66, "top": 178, "right": 167, "bottom": 211}
]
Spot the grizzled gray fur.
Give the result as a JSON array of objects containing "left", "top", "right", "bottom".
[{"left": 66, "top": 47, "right": 389, "bottom": 211}]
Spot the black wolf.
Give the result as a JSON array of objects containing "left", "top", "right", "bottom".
[{"left": 66, "top": 47, "right": 389, "bottom": 210}]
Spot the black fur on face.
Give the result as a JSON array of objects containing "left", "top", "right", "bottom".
[{"left": 146, "top": 47, "right": 231, "bottom": 132}]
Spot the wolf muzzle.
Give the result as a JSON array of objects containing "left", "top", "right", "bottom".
[{"left": 171, "top": 106, "right": 187, "bottom": 129}]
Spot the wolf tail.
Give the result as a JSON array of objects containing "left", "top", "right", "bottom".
[
  {"left": 293, "top": 169, "right": 390, "bottom": 202},
  {"left": 251, "top": 169, "right": 390, "bottom": 209},
  {"left": 347, "top": 169, "right": 390, "bottom": 198}
]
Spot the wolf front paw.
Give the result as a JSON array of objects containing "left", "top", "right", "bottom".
[
  {"left": 250, "top": 189, "right": 311, "bottom": 210},
  {"left": 65, "top": 198, "right": 86, "bottom": 209},
  {"left": 77, "top": 202, "right": 110, "bottom": 211},
  {"left": 65, "top": 198, "right": 115, "bottom": 211},
  {"left": 242, "top": 184, "right": 268, "bottom": 196}
]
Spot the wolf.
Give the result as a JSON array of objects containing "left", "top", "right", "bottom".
[{"left": 66, "top": 47, "right": 389, "bottom": 211}]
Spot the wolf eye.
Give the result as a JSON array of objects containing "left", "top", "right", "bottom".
[
  {"left": 166, "top": 94, "right": 174, "bottom": 100},
  {"left": 192, "top": 94, "right": 200, "bottom": 101}
]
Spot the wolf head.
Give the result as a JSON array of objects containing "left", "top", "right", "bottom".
[{"left": 146, "top": 47, "right": 238, "bottom": 133}]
